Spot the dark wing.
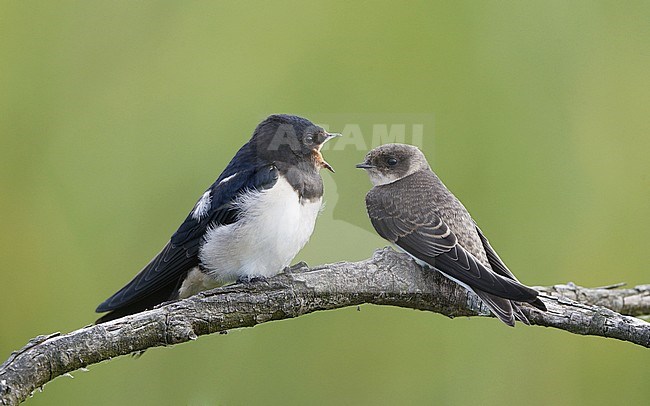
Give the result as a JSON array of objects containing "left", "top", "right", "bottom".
[
  {"left": 474, "top": 224, "right": 517, "bottom": 280},
  {"left": 366, "top": 188, "right": 540, "bottom": 303},
  {"left": 96, "top": 163, "right": 279, "bottom": 316},
  {"left": 475, "top": 224, "right": 547, "bottom": 312}
]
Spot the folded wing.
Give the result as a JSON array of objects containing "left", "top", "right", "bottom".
[
  {"left": 95, "top": 163, "right": 279, "bottom": 318},
  {"left": 366, "top": 187, "right": 541, "bottom": 305}
]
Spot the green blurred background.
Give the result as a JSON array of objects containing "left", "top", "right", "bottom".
[{"left": 2, "top": 1, "right": 649, "bottom": 405}]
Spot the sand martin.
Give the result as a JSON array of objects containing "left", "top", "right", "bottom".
[{"left": 357, "top": 143, "right": 546, "bottom": 326}]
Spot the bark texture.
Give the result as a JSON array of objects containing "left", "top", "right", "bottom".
[{"left": 1, "top": 248, "right": 649, "bottom": 405}]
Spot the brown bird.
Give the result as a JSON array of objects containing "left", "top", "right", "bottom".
[{"left": 357, "top": 143, "right": 546, "bottom": 326}]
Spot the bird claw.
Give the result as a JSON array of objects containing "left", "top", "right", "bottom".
[
  {"left": 236, "top": 275, "right": 268, "bottom": 285},
  {"left": 285, "top": 261, "right": 309, "bottom": 273}
]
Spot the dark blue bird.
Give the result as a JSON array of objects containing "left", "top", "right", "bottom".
[{"left": 96, "top": 114, "right": 339, "bottom": 323}]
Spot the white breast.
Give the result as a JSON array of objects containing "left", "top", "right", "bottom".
[{"left": 198, "top": 176, "right": 322, "bottom": 285}]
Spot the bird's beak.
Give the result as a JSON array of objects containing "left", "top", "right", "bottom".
[
  {"left": 325, "top": 132, "right": 342, "bottom": 142},
  {"left": 315, "top": 133, "right": 341, "bottom": 173},
  {"left": 321, "top": 160, "right": 335, "bottom": 173},
  {"left": 355, "top": 162, "right": 375, "bottom": 169}
]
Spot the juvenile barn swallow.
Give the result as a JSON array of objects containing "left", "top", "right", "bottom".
[
  {"left": 96, "top": 114, "right": 339, "bottom": 322},
  {"left": 357, "top": 143, "right": 546, "bottom": 326}
]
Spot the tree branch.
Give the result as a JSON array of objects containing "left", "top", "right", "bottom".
[{"left": 1, "top": 248, "right": 649, "bottom": 405}]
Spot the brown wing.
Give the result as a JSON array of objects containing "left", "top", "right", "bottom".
[
  {"left": 366, "top": 187, "right": 540, "bottom": 303},
  {"left": 475, "top": 224, "right": 546, "bottom": 312}
]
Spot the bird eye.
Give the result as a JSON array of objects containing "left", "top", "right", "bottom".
[
  {"left": 305, "top": 135, "right": 314, "bottom": 144},
  {"left": 387, "top": 157, "right": 398, "bottom": 166}
]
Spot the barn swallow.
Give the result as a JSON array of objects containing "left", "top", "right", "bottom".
[{"left": 96, "top": 114, "right": 339, "bottom": 322}]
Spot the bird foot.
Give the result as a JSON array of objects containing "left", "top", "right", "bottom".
[
  {"left": 285, "top": 261, "right": 309, "bottom": 273},
  {"left": 236, "top": 275, "right": 268, "bottom": 285}
]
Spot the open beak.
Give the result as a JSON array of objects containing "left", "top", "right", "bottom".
[
  {"left": 355, "top": 162, "right": 375, "bottom": 169},
  {"left": 315, "top": 133, "right": 341, "bottom": 173}
]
